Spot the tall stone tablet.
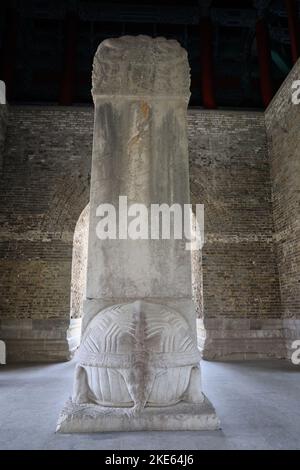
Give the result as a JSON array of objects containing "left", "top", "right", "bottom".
[{"left": 57, "top": 36, "right": 219, "bottom": 433}]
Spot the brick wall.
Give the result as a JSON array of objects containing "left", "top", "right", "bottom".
[
  {"left": 188, "top": 110, "right": 285, "bottom": 359},
  {"left": 0, "top": 106, "right": 92, "bottom": 360},
  {"left": 265, "top": 59, "right": 300, "bottom": 357},
  {"left": 188, "top": 110, "right": 281, "bottom": 321},
  {"left": 0, "top": 104, "right": 287, "bottom": 361},
  {"left": 265, "top": 61, "right": 300, "bottom": 319}
]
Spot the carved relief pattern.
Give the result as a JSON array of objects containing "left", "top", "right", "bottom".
[
  {"left": 92, "top": 36, "right": 191, "bottom": 98},
  {"left": 72, "top": 301, "right": 202, "bottom": 411}
]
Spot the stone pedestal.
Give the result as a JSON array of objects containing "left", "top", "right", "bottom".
[
  {"left": 57, "top": 398, "right": 219, "bottom": 433},
  {"left": 57, "top": 36, "right": 219, "bottom": 433}
]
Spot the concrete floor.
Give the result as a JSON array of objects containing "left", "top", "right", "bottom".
[{"left": 0, "top": 360, "right": 299, "bottom": 450}]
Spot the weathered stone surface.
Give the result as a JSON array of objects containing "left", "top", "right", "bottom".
[
  {"left": 0, "top": 81, "right": 5, "bottom": 105},
  {"left": 87, "top": 36, "right": 192, "bottom": 305},
  {"left": 57, "top": 36, "right": 218, "bottom": 433},
  {"left": 197, "top": 318, "right": 287, "bottom": 360},
  {"left": 57, "top": 397, "right": 220, "bottom": 433},
  {"left": 283, "top": 319, "right": 300, "bottom": 360},
  {"left": 92, "top": 36, "right": 190, "bottom": 99},
  {"left": 73, "top": 301, "right": 202, "bottom": 409},
  {"left": 0, "top": 318, "right": 77, "bottom": 362}
]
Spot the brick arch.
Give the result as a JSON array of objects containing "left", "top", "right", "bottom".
[
  {"left": 36, "top": 172, "right": 91, "bottom": 360},
  {"left": 0, "top": 105, "right": 94, "bottom": 362},
  {"left": 40, "top": 171, "right": 90, "bottom": 237}
]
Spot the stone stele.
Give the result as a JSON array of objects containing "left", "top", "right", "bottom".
[{"left": 56, "top": 35, "right": 220, "bottom": 433}]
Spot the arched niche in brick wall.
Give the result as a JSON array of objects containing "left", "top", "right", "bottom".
[
  {"left": 40, "top": 170, "right": 90, "bottom": 237},
  {"left": 66, "top": 203, "right": 90, "bottom": 356},
  {"left": 39, "top": 171, "right": 91, "bottom": 360},
  {"left": 70, "top": 203, "right": 89, "bottom": 321}
]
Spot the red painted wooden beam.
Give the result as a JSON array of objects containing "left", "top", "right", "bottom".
[
  {"left": 285, "top": 0, "right": 300, "bottom": 64},
  {"left": 200, "top": 17, "right": 216, "bottom": 109},
  {"left": 59, "top": 12, "right": 79, "bottom": 106},
  {"left": 256, "top": 19, "right": 273, "bottom": 108}
]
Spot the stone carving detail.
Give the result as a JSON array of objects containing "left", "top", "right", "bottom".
[
  {"left": 57, "top": 36, "right": 219, "bottom": 432},
  {"left": 73, "top": 301, "right": 203, "bottom": 412},
  {"left": 92, "top": 35, "right": 191, "bottom": 99}
]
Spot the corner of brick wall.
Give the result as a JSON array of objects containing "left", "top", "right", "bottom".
[{"left": 265, "top": 58, "right": 300, "bottom": 356}]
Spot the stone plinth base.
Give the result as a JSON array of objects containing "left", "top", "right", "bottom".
[
  {"left": 56, "top": 396, "right": 220, "bottom": 433},
  {"left": 0, "top": 318, "right": 81, "bottom": 363},
  {"left": 197, "top": 318, "right": 288, "bottom": 360}
]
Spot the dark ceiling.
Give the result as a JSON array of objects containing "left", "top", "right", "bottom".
[{"left": 0, "top": 0, "right": 300, "bottom": 108}]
